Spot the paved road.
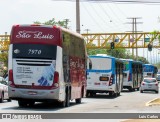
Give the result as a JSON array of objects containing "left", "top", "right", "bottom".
[
  {"left": 0, "top": 89, "right": 160, "bottom": 122},
  {"left": 0, "top": 89, "right": 160, "bottom": 113}
]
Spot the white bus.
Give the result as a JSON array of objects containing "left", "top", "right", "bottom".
[
  {"left": 122, "top": 59, "right": 143, "bottom": 92},
  {"left": 86, "top": 55, "right": 123, "bottom": 97},
  {"left": 8, "top": 24, "right": 87, "bottom": 107}
]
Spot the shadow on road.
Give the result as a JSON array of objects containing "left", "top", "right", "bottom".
[
  {"left": 1, "top": 101, "right": 85, "bottom": 111},
  {"left": 86, "top": 93, "right": 121, "bottom": 99},
  {"left": 140, "top": 91, "right": 158, "bottom": 94}
]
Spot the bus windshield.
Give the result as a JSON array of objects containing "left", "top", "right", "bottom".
[{"left": 89, "top": 58, "right": 112, "bottom": 70}]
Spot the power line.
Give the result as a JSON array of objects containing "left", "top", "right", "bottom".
[
  {"left": 126, "top": 17, "right": 143, "bottom": 61},
  {"left": 52, "top": 0, "right": 160, "bottom": 4},
  {"left": 97, "top": 3, "right": 129, "bottom": 32},
  {"left": 81, "top": 2, "right": 107, "bottom": 32}
]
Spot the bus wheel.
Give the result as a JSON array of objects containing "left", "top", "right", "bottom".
[
  {"left": 7, "top": 98, "right": 12, "bottom": 102},
  {"left": 128, "top": 87, "right": 133, "bottom": 92},
  {"left": 18, "top": 100, "right": 27, "bottom": 107},
  {"left": 60, "top": 99, "right": 66, "bottom": 107},
  {"left": 86, "top": 91, "right": 90, "bottom": 97},
  {"left": 113, "top": 92, "right": 118, "bottom": 97},
  {"left": 28, "top": 101, "right": 35, "bottom": 107},
  {"left": 65, "top": 90, "right": 70, "bottom": 107},
  {"left": 60, "top": 94, "right": 67, "bottom": 107},
  {"left": 75, "top": 98, "right": 81, "bottom": 104},
  {"left": 109, "top": 91, "right": 114, "bottom": 97},
  {"left": 117, "top": 92, "right": 120, "bottom": 96},
  {"left": 90, "top": 93, "right": 96, "bottom": 97},
  {"left": 0, "top": 92, "right": 4, "bottom": 103},
  {"left": 137, "top": 88, "right": 139, "bottom": 91}
]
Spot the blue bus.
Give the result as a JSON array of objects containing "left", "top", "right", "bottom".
[
  {"left": 86, "top": 55, "right": 123, "bottom": 97},
  {"left": 143, "top": 64, "right": 158, "bottom": 78},
  {"left": 122, "top": 59, "right": 143, "bottom": 92}
]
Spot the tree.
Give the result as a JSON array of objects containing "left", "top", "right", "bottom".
[
  {"left": 106, "top": 48, "right": 127, "bottom": 58},
  {"left": 137, "top": 56, "right": 149, "bottom": 64},
  {"left": 34, "top": 18, "right": 67, "bottom": 27},
  {"left": 0, "top": 52, "right": 8, "bottom": 76},
  {"left": 86, "top": 43, "right": 149, "bottom": 64}
]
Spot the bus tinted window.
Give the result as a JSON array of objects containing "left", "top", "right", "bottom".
[{"left": 13, "top": 44, "right": 57, "bottom": 60}]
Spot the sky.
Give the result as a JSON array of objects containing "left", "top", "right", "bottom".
[
  {"left": 0, "top": 0, "right": 160, "bottom": 34},
  {"left": 0, "top": 0, "right": 160, "bottom": 63}
]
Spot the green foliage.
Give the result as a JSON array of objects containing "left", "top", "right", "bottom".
[
  {"left": 150, "top": 30, "right": 160, "bottom": 44},
  {"left": 34, "top": 18, "right": 66, "bottom": 27},
  {"left": 86, "top": 43, "right": 149, "bottom": 64},
  {"left": 0, "top": 52, "right": 8, "bottom": 76},
  {"left": 155, "top": 63, "right": 160, "bottom": 69},
  {"left": 136, "top": 56, "right": 149, "bottom": 64},
  {"left": 87, "top": 48, "right": 107, "bottom": 55},
  {"left": 0, "top": 52, "right": 8, "bottom": 67}
]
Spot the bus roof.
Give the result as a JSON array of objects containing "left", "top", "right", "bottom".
[
  {"left": 89, "top": 55, "right": 115, "bottom": 59},
  {"left": 143, "top": 64, "right": 154, "bottom": 66},
  {"left": 60, "top": 27, "right": 84, "bottom": 39},
  {"left": 10, "top": 24, "right": 84, "bottom": 46}
]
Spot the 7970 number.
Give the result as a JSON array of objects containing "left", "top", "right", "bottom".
[{"left": 28, "top": 49, "right": 42, "bottom": 55}]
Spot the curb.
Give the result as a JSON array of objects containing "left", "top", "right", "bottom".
[{"left": 145, "top": 98, "right": 160, "bottom": 106}]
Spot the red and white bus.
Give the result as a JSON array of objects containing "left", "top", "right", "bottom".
[{"left": 8, "top": 24, "right": 87, "bottom": 107}]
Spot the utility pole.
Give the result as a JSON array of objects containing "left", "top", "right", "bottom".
[
  {"left": 84, "top": 29, "right": 90, "bottom": 34},
  {"left": 64, "top": 19, "right": 70, "bottom": 29},
  {"left": 126, "top": 17, "right": 143, "bottom": 61},
  {"left": 84, "top": 29, "right": 90, "bottom": 43},
  {"left": 76, "top": 0, "right": 80, "bottom": 33}
]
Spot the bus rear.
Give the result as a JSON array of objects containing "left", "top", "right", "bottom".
[
  {"left": 8, "top": 24, "right": 86, "bottom": 107},
  {"left": 143, "top": 64, "right": 154, "bottom": 78},
  {"left": 143, "top": 64, "right": 158, "bottom": 78},
  {"left": 86, "top": 55, "right": 116, "bottom": 97},
  {"left": 122, "top": 60, "right": 132, "bottom": 91}
]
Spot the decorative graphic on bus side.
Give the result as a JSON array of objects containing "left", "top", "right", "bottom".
[{"left": 37, "top": 63, "right": 55, "bottom": 86}]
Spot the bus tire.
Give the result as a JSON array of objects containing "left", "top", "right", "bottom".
[
  {"left": 65, "top": 90, "right": 70, "bottom": 107},
  {"left": 90, "top": 93, "right": 96, "bottom": 97},
  {"left": 109, "top": 92, "right": 112, "bottom": 97},
  {"left": 28, "top": 101, "right": 35, "bottom": 107},
  {"left": 0, "top": 92, "right": 4, "bottom": 103},
  {"left": 140, "top": 90, "right": 143, "bottom": 93},
  {"left": 137, "top": 88, "right": 139, "bottom": 91},
  {"left": 60, "top": 99, "right": 66, "bottom": 107},
  {"left": 75, "top": 98, "right": 81, "bottom": 104},
  {"left": 18, "top": 100, "right": 27, "bottom": 107},
  {"left": 113, "top": 92, "right": 117, "bottom": 97},
  {"left": 117, "top": 92, "right": 120, "bottom": 96},
  {"left": 129, "top": 87, "right": 133, "bottom": 92},
  {"left": 60, "top": 93, "right": 67, "bottom": 107},
  {"left": 86, "top": 91, "right": 90, "bottom": 97},
  {"left": 7, "top": 98, "right": 12, "bottom": 102}
]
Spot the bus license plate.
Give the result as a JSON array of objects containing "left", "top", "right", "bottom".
[{"left": 28, "top": 91, "right": 37, "bottom": 95}]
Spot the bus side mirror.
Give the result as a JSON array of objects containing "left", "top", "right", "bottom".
[{"left": 89, "top": 62, "right": 92, "bottom": 70}]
